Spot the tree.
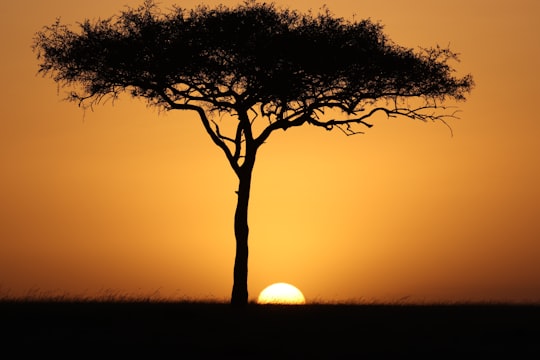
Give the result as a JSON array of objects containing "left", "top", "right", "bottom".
[{"left": 33, "top": 0, "right": 473, "bottom": 307}]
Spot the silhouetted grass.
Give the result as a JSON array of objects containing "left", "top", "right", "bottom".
[{"left": 2, "top": 294, "right": 539, "bottom": 357}]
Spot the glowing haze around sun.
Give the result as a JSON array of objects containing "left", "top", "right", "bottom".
[{"left": 257, "top": 283, "right": 306, "bottom": 305}]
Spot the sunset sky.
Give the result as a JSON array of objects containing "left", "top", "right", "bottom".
[{"left": 1, "top": 0, "right": 539, "bottom": 303}]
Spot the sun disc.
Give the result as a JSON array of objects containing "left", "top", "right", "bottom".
[{"left": 257, "top": 282, "right": 306, "bottom": 305}]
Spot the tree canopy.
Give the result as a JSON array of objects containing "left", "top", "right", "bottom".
[{"left": 34, "top": 1, "right": 473, "bottom": 146}]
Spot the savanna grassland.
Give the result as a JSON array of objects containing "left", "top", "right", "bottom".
[{"left": 2, "top": 297, "right": 539, "bottom": 357}]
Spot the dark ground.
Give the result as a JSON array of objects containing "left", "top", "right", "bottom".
[{"left": 1, "top": 301, "right": 539, "bottom": 358}]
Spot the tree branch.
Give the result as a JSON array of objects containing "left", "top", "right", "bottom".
[
  {"left": 211, "top": 119, "right": 236, "bottom": 144},
  {"left": 305, "top": 101, "right": 460, "bottom": 136},
  {"left": 157, "top": 89, "right": 241, "bottom": 174},
  {"left": 256, "top": 100, "right": 459, "bottom": 142},
  {"left": 232, "top": 123, "right": 244, "bottom": 163},
  {"left": 254, "top": 114, "right": 309, "bottom": 147}
]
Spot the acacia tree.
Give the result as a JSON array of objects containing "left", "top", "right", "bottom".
[{"left": 33, "top": 0, "right": 473, "bottom": 306}]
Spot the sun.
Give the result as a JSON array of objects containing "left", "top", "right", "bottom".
[{"left": 257, "top": 282, "right": 306, "bottom": 305}]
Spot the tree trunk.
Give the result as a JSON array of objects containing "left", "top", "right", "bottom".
[{"left": 230, "top": 163, "right": 253, "bottom": 307}]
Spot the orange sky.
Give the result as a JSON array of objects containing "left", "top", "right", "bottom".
[{"left": 1, "top": 0, "right": 539, "bottom": 303}]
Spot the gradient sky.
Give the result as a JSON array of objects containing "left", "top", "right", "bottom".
[{"left": 1, "top": 0, "right": 539, "bottom": 303}]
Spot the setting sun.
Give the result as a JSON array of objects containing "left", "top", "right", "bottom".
[{"left": 257, "top": 283, "right": 306, "bottom": 305}]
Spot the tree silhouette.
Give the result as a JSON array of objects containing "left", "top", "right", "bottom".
[{"left": 33, "top": 0, "right": 473, "bottom": 307}]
